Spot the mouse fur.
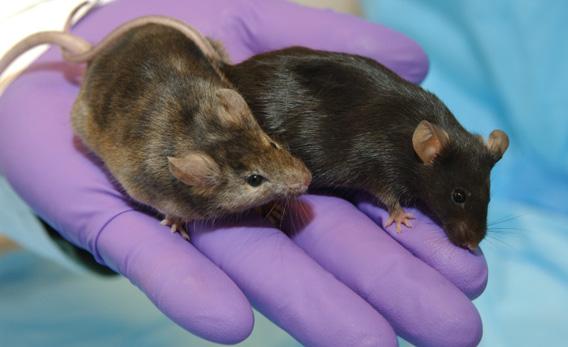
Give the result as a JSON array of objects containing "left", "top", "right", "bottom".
[
  {"left": 71, "top": 25, "right": 311, "bottom": 233},
  {"left": 222, "top": 46, "right": 508, "bottom": 249}
]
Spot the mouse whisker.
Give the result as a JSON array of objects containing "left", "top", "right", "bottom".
[
  {"left": 487, "top": 227, "right": 528, "bottom": 235},
  {"left": 296, "top": 199, "right": 309, "bottom": 226},
  {"left": 488, "top": 214, "right": 524, "bottom": 226},
  {"left": 266, "top": 202, "right": 279, "bottom": 220},
  {"left": 487, "top": 226, "right": 524, "bottom": 232},
  {"left": 203, "top": 217, "right": 212, "bottom": 229},
  {"left": 483, "top": 233, "right": 515, "bottom": 250},
  {"left": 279, "top": 198, "right": 291, "bottom": 230}
]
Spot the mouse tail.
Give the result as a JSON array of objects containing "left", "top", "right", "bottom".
[
  {"left": 63, "top": 15, "right": 224, "bottom": 64},
  {"left": 1, "top": 9, "right": 224, "bottom": 80},
  {"left": 64, "top": 1, "right": 95, "bottom": 33},
  {"left": 61, "top": 1, "right": 99, "bottom": 61},
  {"left": 0, "top": 31, "right": 92, "bottom": 78}
]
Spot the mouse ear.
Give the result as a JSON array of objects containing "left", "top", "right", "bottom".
[
  {"left": 215, "top": 88, "right": 251, "bottom": 126},
  {"left": 486, "top": 129, "right": 509, "bottom": 162},
  {"left": 168, "top": 152, "right": 220, "bottom": 187},
  {"left": 412, "top": 120, "right": 449, "bottom": 165}
]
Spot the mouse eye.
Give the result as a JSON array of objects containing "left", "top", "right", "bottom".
[
  {"left": 452, "top": 189, "right": 467, "bottom": 204},
  {"left": 246, "top": 174, "right": 265, "bottom": 187}
]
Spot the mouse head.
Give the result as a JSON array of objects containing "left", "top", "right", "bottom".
[
  {"left": 412, "top": 120, "right": 509, "bottom": 250},
  {"left": 168, "top": 88, "right": 311, "bottom": 217}
]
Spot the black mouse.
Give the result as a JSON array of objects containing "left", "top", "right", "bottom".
[{"left": 221, "top": 46, "right": 509, "bottom": 250}]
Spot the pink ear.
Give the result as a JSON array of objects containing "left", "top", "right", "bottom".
[
  {"left": 412, "top": 120, "right": 449, "bottom": 164},
  {"left": 168, "top": 152, "right": 220, "bottom": 186},
  {"left": 215, "top": 88, "right": 251, "bottom": 125},
  {"left": 486, "top": 129, "right": 509, "bottom": 161}
]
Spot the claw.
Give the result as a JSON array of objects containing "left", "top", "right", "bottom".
[
  {"left": 161, "top": 215, "right": 190, "bottom": 241},
  {"left": 179, "top": 229, "right": 191, "bottom": 241}
]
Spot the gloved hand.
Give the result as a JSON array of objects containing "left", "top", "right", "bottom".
[{"left": 0, "top": 0, "right": 487, "bottom": 346}]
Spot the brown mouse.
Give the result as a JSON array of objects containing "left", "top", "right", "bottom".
[
  {"left": 0, "top": 7, "right": 311, "bottom": 239},
  {"left": 220, "top": 46, "right": 509, "bottom": 251}
]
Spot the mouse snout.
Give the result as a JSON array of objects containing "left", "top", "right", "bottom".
[
  {"left": 268, "top": 152, "right": 311, "bottom": 196},
  {"left": 465, "top": 241, "right": 480, "bottom": 252},
  {"left": 446, "top": 221, "right": 485, "bottom": 251},
  {"left": 301, "top": 169, "right": 312, "bottom": 190},
  {"left": 288, "top": 168, "right": 312, "bottom": 194}
]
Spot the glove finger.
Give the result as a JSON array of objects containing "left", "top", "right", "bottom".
[
  {"left": 239, "top": 0, "right": 428, "bottom": 83},
  {"left": 283, "top": 194, "right": 482, "bottom": 347},
  {"left": 356, "top": 197, "right": 488, "bottom": 299},
  {"left": 190, "top": 213, "right": 398, "bottom": 347},
  {"left": 95, "top": 210, "right": 254, "bottom": 344}
]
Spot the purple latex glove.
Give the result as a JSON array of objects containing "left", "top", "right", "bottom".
[{"left": 0, "top": 0, "right": 486, "bottom": 346}]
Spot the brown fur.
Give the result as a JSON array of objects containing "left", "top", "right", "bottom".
[
  {"left": 207, "top": 38, "right": 232, "bottom": 64},
  {"left": 71, "top": 24, "right": 310, "bottom": 222}
]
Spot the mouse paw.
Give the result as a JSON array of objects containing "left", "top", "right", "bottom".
[
  {"left": 257, "top": 202, "right": 285, "bottom": 227},
  {"left": 384, "top": 209, "right": 414, "bottom": 233},
  {"left": 160, "top": 216, "right": 190, "bottom": 241}
]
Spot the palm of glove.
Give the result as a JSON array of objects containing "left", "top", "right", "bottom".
[{"left": 0, "top": 0, "right": 486, "bottom": 346}]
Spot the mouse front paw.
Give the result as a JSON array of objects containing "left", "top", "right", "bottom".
[
  {"left": 384, "top": 207, "right": 414, "bottom": 233},
  {"left": 160, "top": 215, "right": 190, "bottom": 241},
  {"left": 257, "top": 201, "right": 285, "bottom": 227}
]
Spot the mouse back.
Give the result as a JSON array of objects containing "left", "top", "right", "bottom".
[{"left": 224, "top": 46, "right": 509, "bottom": 248}]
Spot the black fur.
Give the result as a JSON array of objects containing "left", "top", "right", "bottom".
[{"left": 223, "top": 47, "right": 499, "bottom": 247}]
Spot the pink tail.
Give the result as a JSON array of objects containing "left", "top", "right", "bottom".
[{"left": 0, "top": 31, "right": 91, "bottom": 77}]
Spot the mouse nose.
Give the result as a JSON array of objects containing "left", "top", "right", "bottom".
[
  {"left": 463, "top": 241, "right": 479, "bottom": 252},
  {"left": 289, "top": 173, "right": 311, "bottom": 194},
  {"left": 294, "top": 181, "right": 310, "bottom": 194},
  {"left": 303, "top": 171, "right": 312, "bottom": 189},
  {"left": 447, "top": 221, "right": 483, "bottom": 251}
]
